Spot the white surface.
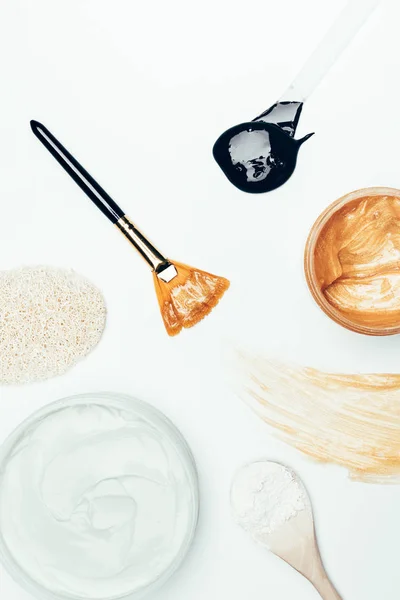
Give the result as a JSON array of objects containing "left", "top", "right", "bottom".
[{"left": 0, "top": 0, "right": 400, "bottom": 599}]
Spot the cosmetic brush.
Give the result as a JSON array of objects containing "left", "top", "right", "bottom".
[{"left": 31, "top": 121, "right": 230, "bottom": 336}]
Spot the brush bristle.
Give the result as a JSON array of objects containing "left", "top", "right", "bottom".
[{"left": 152, "top": 261, "right": 230, "bottom": 336}]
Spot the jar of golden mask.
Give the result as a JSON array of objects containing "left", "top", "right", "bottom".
[{"left": 305, "top": 187, "right": 400, "bottom": 335}]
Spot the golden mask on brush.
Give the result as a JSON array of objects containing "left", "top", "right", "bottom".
[
  {"left": 240, "top": 354, "right": 400, "bottom": 483},
  {"left": 31, "top": 122, "right": 230, "bottom": 337},
  {"left": 153, "top": 262, "right": 230, "bottom": 336}
]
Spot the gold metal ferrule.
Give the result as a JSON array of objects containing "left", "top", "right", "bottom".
[{"left": 116, "top": 216, "right": 177, "bottom": 283}]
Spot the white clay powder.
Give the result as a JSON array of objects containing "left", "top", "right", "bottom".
[
  {"left": 231, "top": 461, "right": 309, "bottom": 544},
  {"left": 0, "top": 266, "right": 106, "bottom": 384}
]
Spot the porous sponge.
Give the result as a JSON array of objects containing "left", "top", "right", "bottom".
[{"left": 0, "top": 266, "right": 106, "bottom": 384}]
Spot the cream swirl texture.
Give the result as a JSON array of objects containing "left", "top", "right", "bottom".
[
  {"left": 0, "top": 396, "right": 198, "bottom": 599},
  {"left": 314, "top": 194, "right": 400, "bottom": 327}
]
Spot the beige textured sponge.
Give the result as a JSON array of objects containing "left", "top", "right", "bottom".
[{"left": 0, "top": 266, "right": 106, "bottom": 384}]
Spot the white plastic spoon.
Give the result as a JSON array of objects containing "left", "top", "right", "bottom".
[
  {"left": 231, "top": 461, "right": 342, "bottom": 599},
  {"left": 213, "top": 0, "right": 381, "bottom": 194}
]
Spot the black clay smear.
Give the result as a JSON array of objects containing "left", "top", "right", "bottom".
[
  {"left": 213, "top": 101, "right": 314, "bottom": 194},
  {"left": 212, "top": 0, "right": 381, "bottom": 195}
]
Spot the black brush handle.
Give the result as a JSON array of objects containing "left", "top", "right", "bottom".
[{"left": 30, "top": 120, "right": 125, "bottom": 224}]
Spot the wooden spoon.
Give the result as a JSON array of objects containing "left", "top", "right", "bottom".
[
  {"left": 266, "top": 507, "right": 342, "bottom": 599},
  {"left": 231, "top": 461, "right": 342, "bottom": 599}
]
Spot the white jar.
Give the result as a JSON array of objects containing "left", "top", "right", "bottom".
[{"left": 0, "top": 393, "right": 199, "bottom": 600}]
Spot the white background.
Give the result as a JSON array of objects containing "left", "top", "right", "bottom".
[{"left": 0, "top": 0, "right": 400, "bottom": 598}]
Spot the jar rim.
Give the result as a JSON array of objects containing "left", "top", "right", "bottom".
[{"left": 0, "top": 392, "right": 199, "bottom": 600}]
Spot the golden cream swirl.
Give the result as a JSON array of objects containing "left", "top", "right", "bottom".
[{"left": 314, "top": 194, "right": 400, "bottom": 327}]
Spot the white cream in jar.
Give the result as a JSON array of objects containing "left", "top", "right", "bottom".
[{"left": 0, "top": 394, "right": 198, "bottom": 599}]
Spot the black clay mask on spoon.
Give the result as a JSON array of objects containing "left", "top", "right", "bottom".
[
  {"left": 213, "top": 0, "right": 381, "bottom": 194},
  {"left": 213, "top": 110, "right": 313, "bottom": 194}
]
